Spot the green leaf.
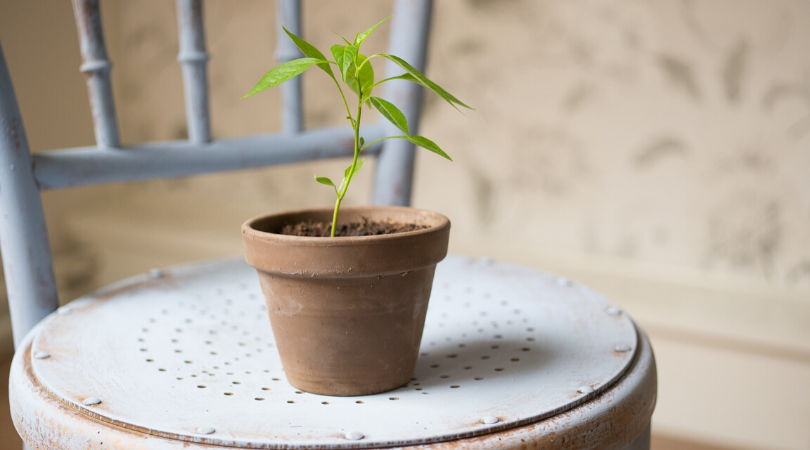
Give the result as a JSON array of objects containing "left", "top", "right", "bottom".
[
  {"left": 378, "top": 54, "right": 473, "bottom": 110},
  {"left": 282, "top": 26, "right": 335, "bottom": 81},
  {"left": 373, "top": 72, "right": 417, "bottom": 88},
  {"left": 242, "top": 58, "right": 324, "bottom": 98},
  {"left": 395, "top": 135, "right": 452, "bottom": 161},
  {"left": 370, "top": 97, "right": 409, "bottom": 135},
  {"left": 331, "top": 44, "right": 358, "bottom": 83},
  {"left": 346, "top": 54, "right": 374, "bottom": 100},
  {"left": 359, "top": 137, "right": 365, "bottom": 147},
  {"left": 314, "top": 175, "right": 336, "bottom": 188},
  {"left": 354, "top": 16, "right": 391, "bottom": 47},
  {"left": 343, "top": 158, "right": 365, "bottom": 183},
  {"left": 331, "top": 30, "right": 352, "bottom": 45}
]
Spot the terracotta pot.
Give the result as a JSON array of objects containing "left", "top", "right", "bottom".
[{"left": 242, "top": 206, "right": 450, "bottom": 396}]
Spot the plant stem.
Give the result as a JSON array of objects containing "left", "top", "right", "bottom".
[{"left": 331, "top": 89, "right": 363, "bottom": 237}]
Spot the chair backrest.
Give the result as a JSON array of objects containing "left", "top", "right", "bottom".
[{"left": 0, "top": 0, "right": 433, "bottom": 348}]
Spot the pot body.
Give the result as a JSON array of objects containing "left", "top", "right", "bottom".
[{"left": 242, "top": 206, "right": 450, "bottom": 396}]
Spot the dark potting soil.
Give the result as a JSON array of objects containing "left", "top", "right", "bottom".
[{"left": 280, "top": 217, "right": 428, "bottom": 237}]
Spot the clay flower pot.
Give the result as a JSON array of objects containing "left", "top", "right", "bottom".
[{"left": 242, "top": 206, "right": 450, "bottom": 396}]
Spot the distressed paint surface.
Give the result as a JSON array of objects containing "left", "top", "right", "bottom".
[
  {"left": 0, "top": 42, "right": 59, "bottom": 347},
  {"left": 23, "top": 256, "right": 637, "bottom": 448},
  {"left": 10, "top": 256, "right": 655, "bottom": 449}
]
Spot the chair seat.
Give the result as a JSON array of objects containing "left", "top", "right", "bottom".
[{"left": 9, "top": 255, "right": 656, "bottom": 449}]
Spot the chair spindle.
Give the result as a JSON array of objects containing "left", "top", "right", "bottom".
[
  {"left": 372, "top": 0, "right": 433, "bottom": 206},
  {"left": 71, "top": 0, "right": 120, "bottom": 148},
  {"left": 176, "top": 0, "right": 211, "bottom": 143},
  {"left": 0, "top": 42, "right": 60, "bottom": 348},
  {"left": 275, "top": 0, "right": 304, "bottom": 133}
]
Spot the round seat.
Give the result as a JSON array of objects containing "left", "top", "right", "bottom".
[{"left": 10, "top": 255, "right": 656, "bottom": 449}]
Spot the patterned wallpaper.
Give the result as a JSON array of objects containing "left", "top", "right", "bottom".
[{"left": 417, "top": 0, "right": 810, "bottom": 288}]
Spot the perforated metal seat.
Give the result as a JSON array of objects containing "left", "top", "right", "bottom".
[
  {"left": 1, "top": 1, "right": 656, "bottom": 448},
  {"left": 10, "top": 256, "right": 655, "bottom": 449}
]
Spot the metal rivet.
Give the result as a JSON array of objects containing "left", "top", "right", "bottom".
[
  {"left": 556, "top": 277, "right": 572, "bottom": 287},
  {"left": 82, "top": 397, "right": 102, "bottom": 406},
  {"left": 57, "top": 306, "right": 72, "bottom": 315},
  {"left": 606, "top": 306, "right": 622, "bottom": 316},
  {"left": 149, "top": 268, "right": 164, "bottom": 279},
  {"left": 614, "top": 345, "right": 631, "bottom": 353},
  {"left": 577, "top": 386, "right": 594, "bottom": 394},
  {"left": 482, "top": 416, "right": 499, "bottom": 424},
  {"left": 33, "top": 352, "right": 50, "bottom": 360},
  {"left": 197, "top": 426, "right": 215, "bottom": 435},
  {"left": 345, "top": 431, "right": 364, "bottom": 440}
]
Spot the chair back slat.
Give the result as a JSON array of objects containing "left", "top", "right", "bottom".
[
  {"left": 274, "top": 0, "right": 304, "bottom": 133},
  {"left": 32, "top": 124, "right": 384, "bottom": 190},
  {"left": 176, "top": 0, "right": 212, "bottom": 143},
  {"left": 0, "top": 43, "right": 60, "bottom": 347},
  {"left": 71, "top": 0, "right": 120, "bottom": 148},
  {"left": 372, "top": 0, "right": 432, "bottom": 206}
]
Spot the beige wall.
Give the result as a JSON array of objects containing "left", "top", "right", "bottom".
[{"left": 1, "top": 1, "right": 809, "bottom": 449}]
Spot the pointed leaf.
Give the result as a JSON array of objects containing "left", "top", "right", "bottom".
[
  {"left": 395, "top": 135, "right": 452, "bottom": 161},
  {"left": 343, "top": 158, "right": 365, "bottom": 183},
  {"left": 370, "top": 97, "right": 409, "bottom": 135},
  {"left": 314, "top": 175, "right": 336, "bottom": 188},
  {"left": 354, "top": 16, "right": 391, "bottom": 47},
  {"left": 331, "top": 44, "right": 358, "bottom": 83},
  {"left": 346, "top": 54, "right": 374, "bottom": 100},
  {"left": 332, "top": 30, "right": 352, "bottom": 45},
  {"left": 242, "top": 58, "right": 324, "bottom": 98},
  {"left": 374, "top": 72, "right": 417, "bottom": 87},
  {"left": 282, "top": 26, "right": 335, "bottom": 80},
  {"left": 379, "top": 54, "right": 473, "bottom": 110}
]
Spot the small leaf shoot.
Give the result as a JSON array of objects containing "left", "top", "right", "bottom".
[{"left": 243, "top": 17, "right": 470, "bottom": 236}]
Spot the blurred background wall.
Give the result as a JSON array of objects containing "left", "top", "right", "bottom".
[{"left": 0, "top": 0, "right": 808, "bottom": 449}]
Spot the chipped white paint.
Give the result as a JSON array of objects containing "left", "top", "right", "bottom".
[{"left": 22, "top": 255, "right": 639, "bottom": 448}]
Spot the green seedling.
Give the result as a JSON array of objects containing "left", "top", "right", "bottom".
[{"left": 243, "top": 16, "right": 472, "bottom": 237}]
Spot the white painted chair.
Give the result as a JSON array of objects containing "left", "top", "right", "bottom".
[{"left": 1, "top": 1, "right": 656, "bottom": 449}]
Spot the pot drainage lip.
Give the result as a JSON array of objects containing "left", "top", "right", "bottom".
[{"left": 30, "top": 255, "right": 637, "bottom": 449}]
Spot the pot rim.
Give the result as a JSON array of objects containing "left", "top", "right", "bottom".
[{"left": 241, "top": 205, "right": 450, "bottom": 247}]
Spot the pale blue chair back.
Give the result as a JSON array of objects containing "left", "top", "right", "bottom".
[{"left": 0, "top": 0, "right": 433, "bottom": 348}]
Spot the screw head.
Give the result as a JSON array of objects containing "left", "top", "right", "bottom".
[
  {"left": 614, "top": 345, "right": 631, "bottom": 353},
  {"left": 577, "top": 386, "right": 595, "bottom": 394},
  {"left": 149, "top": 268, "right": 164, "bottom": 279},
  {"left": 33, "top": 352, "right": 51, "bottom": 360},
  {"left": 196, "top": 426, "right": 215, "bottom": 435},
  {"left": 57, "top": 306, "right": 72, "bottom": 315},
  {"left": 606, "top": 306, "right": 622, "bottom": 316},
  {"left": 556, "top": 277, "right": 572, "bottom": 287},
  {"left": 345, "top": 431, "right": 364, "bottom": 440},
  {"left": 82, "top": 397, "right": 102, "bottom": 406},
  {"left": 482, "top": 416, "right": 499, "bottom": 424}
]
